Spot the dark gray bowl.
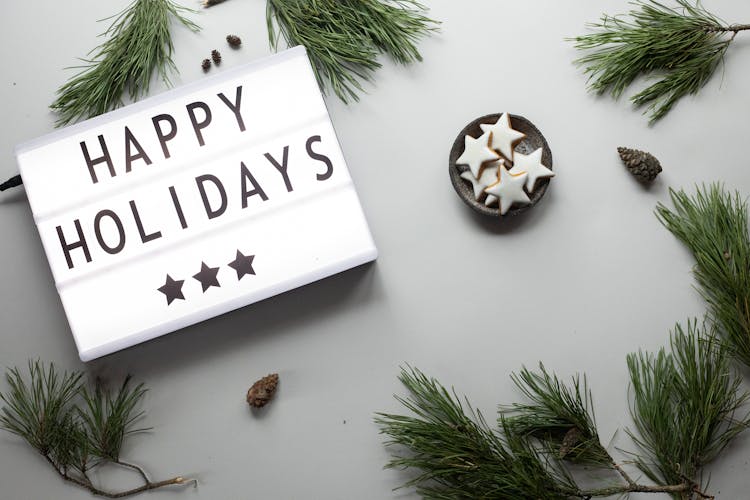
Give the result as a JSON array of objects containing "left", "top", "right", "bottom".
[{"left": 449, "top": 113, "right": 553, "bottom": 217}]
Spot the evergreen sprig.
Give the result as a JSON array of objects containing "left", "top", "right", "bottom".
[
  {"left": 79, "top": 376, "right": 149, "bottom": 462},
  {"left": 266, "top": 0, "right": 438, "bottom": 103},
  {"left": 572, "top": 1, "right": 749, "bottom": 123},
  {"left": 0, "top": 361, "right": 83, "bottom": 458},
  {"left": 377, "top": 322, "right": 747, "bottom": 499},
  {"left": 50, "top": 0, "right": 200, "bottom": 127},
  {"left": 627, "top": 321, "right": 750, "bottom": 491},
  {"left": 0, "top": 361, "right": 194, "bottom": 498},
  {"left": 504, "top": 364, "right": 610, "bottom": 465},
  {"left": 656, "top": 184, "right": 750, "bottom": 367},
  {"left": 375, "top": 366, "right": 578, "bottom": 499}
]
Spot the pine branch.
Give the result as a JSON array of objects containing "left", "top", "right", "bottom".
[
  {"left": 572, "top": 0, "right": 747, "bottom": 124},
  {"left": 0, "top": 360, "right": 83, "bottom": 458},
  {"left": 79, "top": 376, "right": 149, "bottom": 462},
  {"left": 377, "top": 356, "right": 745, "bottom": 498},
  {"left": 626, "top": 320, "right": 750, "bottom": 494},
  {"left": 50, "top": 0, "right": 200, "bottom": 126},
  {"left": 0, "top": 361, "right": 195, "bottom": 498},
  {"left": 375, "top": 366, "right": 578, "bottom": 499},
  {"left": 656, "top": 184, "right": 750, "bottom": 368},
  {"left": 503, "top": 363, "right": 610, "bottom": 465},
  {"left": 266, "top": 0, "right": 438, "bottom": 103}
]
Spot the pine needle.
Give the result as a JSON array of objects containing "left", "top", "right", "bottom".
[
  {"left": 503, "top": 364, "right": 610, "bottom": 465},
  {"left": 374, "top": 366, "right": 576, "bottom": 499},
  {"left": 0, "top": 361, "right": 83, "bottom": 458},
  {"left": 656, "top": 184, "right": 750, "bottom": 367},
  {"left": 79, "top": 376, "right": 149, "bottom": 462},
  {"left": 266, "top": 0, "right": 438, "bottom": 103},
  {"left": 377, "top": 357, "right": 748, "bottom": 498},
  {"left": 50, "top": 0, "right": 200, "bottom": 127},
  {"left": 626, "top": 320, "right": 750, "bottom": 488},
  {"left": 572, "top": 1, "right": 749, "bottom": 124},
  {"left": 0, "top": 362, "right": 192, "bottom": 497}
]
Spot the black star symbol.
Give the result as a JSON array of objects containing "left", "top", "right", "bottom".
[
  {"left": 158, "top": 274, "right": 185, "bottom": 305},
  {"left": 228, "top": 250, "right": 256, "bottom": 280},
  {"left": 193, "top": 261, "right": 221, "bottom": 292}
]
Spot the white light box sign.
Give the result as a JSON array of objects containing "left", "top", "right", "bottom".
[{"left": 15, "top": 46, "right": 377, "bottom": 361}]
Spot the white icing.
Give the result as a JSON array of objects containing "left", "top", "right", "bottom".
[
  {"left": 484, "top": 163, "right": 531, "bottom": 215},
  {"left": 455, "top": 131, "right": 499, "bottom": 178},
  {"left": 509, "top": 148, "right": 554, "bottom": 192},
  {"left": 460, "top": 160, "right": 502, "bottom": 200},
  {"left": 479, "top": 113, "right": 525, "bottom": 162},
  {"left": 485, "top": 195, "right": 498, "bottom": 206}
]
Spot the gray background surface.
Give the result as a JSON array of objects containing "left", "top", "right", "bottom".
[{"left": 2, "top": 1, "right": 750, "bottom": 499}]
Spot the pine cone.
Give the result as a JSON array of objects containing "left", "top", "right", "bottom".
[
  {"left": 246, "top": 373, "right": 279, "bottom": 408},
  {"left": 211, "top": 49, "right": 222, "bottom": 65},
  {"left": 226, "top": 35, "right": 242, "bottom": 48},
  {"left": 617, "top": 147, "right": 662, "bottom": 182},
  {"left": 201, "top": 58, "right": 211, "bottom": 71},
  {"left": 558, "top": 427, "right": 582, "bottom": 459}
]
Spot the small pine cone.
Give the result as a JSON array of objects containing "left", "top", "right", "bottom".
[
  {"left": 558, "top": 427, "right": 582, "bottom": 459},
  {"left": 226, "top": 35, "right": 242, "bottom": 48},
  {"left": 201, "top": 58, "right": 211, "bottom": 71},
  {"left": 617, "top": 147, "right": 662, "bottom": 182},
  {"left": 211, "top": 49, "right": 222, "bottom": 65},
  {"left": 246, "top": 373, "right": 279, "bottom": 408}
]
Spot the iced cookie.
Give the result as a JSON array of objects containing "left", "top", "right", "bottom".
[
  {"left": 460, "top": 160, "right": 503, "bottom": 200},
  {"left": 509, "top": 148, "right": 554, "bottom": 192},
  {"left": 455, "top": 131, "right": 500, "bottom": 178},
  {"left": 479, "top": 112, "right": 526, "bottom": 161},
  {"left": 484, "top": 163, "right": 531, "bottom": 215}
]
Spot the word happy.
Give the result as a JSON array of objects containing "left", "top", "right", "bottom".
[{"left": 79, "top": 86, "right": 247, "bottom": 184}]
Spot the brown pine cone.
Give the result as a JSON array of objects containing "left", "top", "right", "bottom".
[
  {"left": 246, "top": 373, "right": 279, "bottom": 408},
  {"left": 201, "top": 58, "right": 211, "bottom": 71},
  {"left": 558, "top": 427, "right": 582, "bottom": 459},
  {"left": 211, "top": 49, "right": 222, "bottom": 65},
  {"left": 226, "top": 35, "right": 242, "bottom": 48},
  {"left": 617, "top": 147, "right": 662, "bottom": 182}
]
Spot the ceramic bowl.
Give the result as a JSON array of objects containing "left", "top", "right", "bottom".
[{"left": 449, "top": 113, "right": 553, "bottom": 217}]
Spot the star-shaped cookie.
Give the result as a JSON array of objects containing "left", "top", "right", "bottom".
[
  {"left": 479, "top": 113, "right": 526, "bottom": 161},
  {"left": 455, "top": 131, "right": 499, "bottom": 178},
  {"left": 460, "top": 160, "right": 503, "bottom": 200},
  {"left": 484, "top": 163, "right": 531, "bottom": 215},
  {"left": 509, "top": 148, "right": 554, "bottom": 192}
]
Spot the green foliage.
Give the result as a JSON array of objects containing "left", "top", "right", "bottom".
[
  {"left": 50, "top": 0, "right": 200, "bottom": 126},
  {"left": 377, "top": 345, "right": 748, "bottom": 499},
  {"left": 504, "top": 364, "right": 610, "bottom": 465},
  {"left": 375, "top": 366, "right": 576, "bottom": 499},
  {"left": 266, "top": 0, "right": 438, "bottom": 103},
  {"left": 0, "top": 361, "right": 190, "bottom": 498},
  {"left": 80, "top": 376, "right": 148, "bottom": 462},
  {"left": 0, "top": 361, "right": 84, "bottom": 458},
  {"left": 627, "top": 321, "right": 750, "bottom": 491},
  {"left": 656, "top": 184, "right": 750, "bottom": 367},
  {"left": 572, "top": 1, "right": 746, "bottom": 123}
]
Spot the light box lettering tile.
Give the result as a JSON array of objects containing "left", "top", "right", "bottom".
[{"left": 15, "top": 47, "right": 378, "bottom": 361}]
